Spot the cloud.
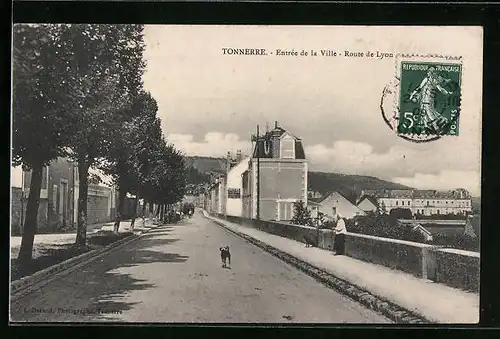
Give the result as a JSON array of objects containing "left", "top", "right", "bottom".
[
  {"left": 392, "top": 170, "right": 481, "bottom": 196},
  {"left": 168, "top": 132, "right": 252, "bottom": 158}
]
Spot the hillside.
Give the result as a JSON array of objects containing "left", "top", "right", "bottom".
[
  {"left": 184, "top": 156, "right": 227, "bottom": 174},
  {"left": 184, "top": 156, "right": 411, "bottom": 200},
  {"left": 307, "top": 171, "right": 412, "bottom": 202}
]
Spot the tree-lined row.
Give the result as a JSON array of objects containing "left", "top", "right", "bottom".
[{"left": 12, "top": 24, "right": 186, "bottom": 265}]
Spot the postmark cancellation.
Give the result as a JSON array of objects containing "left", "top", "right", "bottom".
[{"left": 381, "top": 54, "right": 463, "bottom": 143}]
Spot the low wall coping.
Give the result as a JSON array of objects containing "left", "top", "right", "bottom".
[
  {"left": 346, "top": 231, "right": 438, "bottom": 249},
  {"left": 398, "top": 219, "right": 466, "bottom": 225},
  {"left": 271, "top": 221, "right": 316, "bottom": 231},
  {"left": 435, "top": 248, "right": 480, "bottom": 258}
]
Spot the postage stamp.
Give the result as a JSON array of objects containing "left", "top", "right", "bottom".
[{"left": 381, "top": 54, "right": 463, "bottom": 143}]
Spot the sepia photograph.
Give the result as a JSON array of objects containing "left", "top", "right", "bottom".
[{"left": 10, "top": 24, "right": 482, "bottom": 324}]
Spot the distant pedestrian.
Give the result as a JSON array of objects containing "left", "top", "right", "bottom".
[{"left": 333, "top": 214, "right": 347, "bottom": 255}]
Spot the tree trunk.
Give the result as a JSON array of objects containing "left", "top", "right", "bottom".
[
  {"left": 141, "top": 199, "right": 147, "bottom": 227},
  {"left": 17, "top": 164, "right": 44, "bottom": 265},
  {"left": 76, "top": 159, "right": 90, "bottom": 247},
  {"left": 114, "top": 187, "right": 127, "bottom": 234},
  {"left": 130, "top": 190, "right": 139, "bottom": 230}
]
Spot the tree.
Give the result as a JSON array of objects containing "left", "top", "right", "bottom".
[
  {"left": 377, "top": 201, "right": 388, "bottom": 215},
  {"left": 59, "top": 24, "right": 146, "bottom": 245},
  {"left": 12, "top": 24, "right": 76, "bottom": 264},
  {"left": 291, "top": 200, "right": 314, "bottom": 226},
  {"left": 99, "top": 92, "right": 156, "bottom": 232},
  {"left": 137, "top": 138, "right": 187, "bottom": 224},
  {"left": 389, "top": 208, "right": 413, "bottom": 220}
]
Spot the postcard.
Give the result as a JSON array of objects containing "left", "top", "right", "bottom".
[{"left": 10, "top": 24, "right": 482, "bottom": 324}]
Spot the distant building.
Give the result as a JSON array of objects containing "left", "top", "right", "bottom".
[
  {"left": 307, "top": 200, "right": 321, "bottom": 219},
  {"left": 308, "top": 190, "right": 322, "bottom": 199},
  {"left": 203, "top": 150, "right": 249, "bottom": 217},
  {"left": 356, "top": 195, "right": 379, "bottom": 213},
  {"left": 359, "top": 189, "right": 472, "bottom": 216},
  {"left": 412, "top": 224, "right": 434, "bottom": 242},
  {"left": 242, "top": 122, "right": 308, "bottom": 221},
  {"left": 226, "top": 153, "right": 250, "bottom": 217},
  {"left": 309, "top": 191, "right": 365, "bottom": 220},
  {"left": 12, "top": 157, "right": 119, "bottom": 234}
]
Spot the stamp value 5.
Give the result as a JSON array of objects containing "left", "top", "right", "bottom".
[{"left": 398, "top": 61, "right": 462, "bottom": 137}]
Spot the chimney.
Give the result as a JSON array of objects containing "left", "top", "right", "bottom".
[
  {"left": 226, "top": 151, "right": 231, "bottom": 173},
  {"left": 236, "top": 149, "right": 242, "bottom": 163},
  {"left": 275, "top": 121, "right": 279, "bottom": 129}
]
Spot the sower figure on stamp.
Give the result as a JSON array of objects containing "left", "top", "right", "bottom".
[
  {"left": 409, "top": 66, "right": 454, "bottom": 134},
  {"left": 333, "top": 213, "right": 347, "bottom": 255}
]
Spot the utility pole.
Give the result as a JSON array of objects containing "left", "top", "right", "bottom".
[{"left": 256, "top": 124, "right": 260, "bottom": 220}]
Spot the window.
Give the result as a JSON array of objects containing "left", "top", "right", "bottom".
[
  {"left": 427, "top": 201, "right": 430, "bottom": 206},
  {"left": 396, "top": 201, "right": 399, "bottom": 206},
  {"left": 437, "top": 210, "right": 440, "bottom": 215},
  {"left": 280, "top": 135, "right": 295, "bottom": 159}
]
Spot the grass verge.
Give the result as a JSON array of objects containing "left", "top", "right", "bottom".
[{"left": 11, "top": 231, "right": 134, "bottom": 281}]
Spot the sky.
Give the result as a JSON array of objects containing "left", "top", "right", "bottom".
[
  {"left": 142, "top": 25, "right": 483, "bottom": 196},
  {"left": 11, "top": 25, "right": 483, "bottom": 197}
]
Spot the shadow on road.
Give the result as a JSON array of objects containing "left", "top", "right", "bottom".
[
  {"left": 83, "top": 227, "right": 189, "bottom": 320},
  {"left": 10, "top": 223, "right": 189, "bottom": 323},
  {"left": 143, "top": 227, "right": 174, "bottom": 234},
  {"left": 140, "top": 231, "right": 174, "bottom": 238}
]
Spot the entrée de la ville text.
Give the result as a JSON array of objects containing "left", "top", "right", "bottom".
[{"left": 221, "top": 48, "right": 394, "bottom": 59}]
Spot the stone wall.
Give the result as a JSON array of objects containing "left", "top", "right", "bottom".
[
  {"left": 87, "top": 194, "right": 110, "bottom": 225},
  {"left": 218, "top": 214, "right": 480, "bottom": 293},
  {"left": 344, "top": 232, "right": 438, "bottom": 279},
  {"left": 225, "top": 215, "right": 318, "bottom": 245},
  {"left": 434, "top": 248, "right": 480, "bottom": 292}
]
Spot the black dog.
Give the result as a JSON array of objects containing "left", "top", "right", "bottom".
[
  {"left": 220, "top": 246, "right": 231, "bottom": 267},
  {"left": 303, "top": 235, "right": 315, "bottom": 248}
]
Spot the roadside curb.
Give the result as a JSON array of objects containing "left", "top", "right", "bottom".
[
  {"left": 206, "top": 214, "right": 431, "bottom": 324},
  {"left": 10, "top": 223, "right": 160, "bottom": 301}
]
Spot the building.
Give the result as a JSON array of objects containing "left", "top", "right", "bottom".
[
  {"left": 359, "top": 189, "right": 472, "bottom": 216},
  {"left": 308, "top": 190, "right": 322, "bottom": 199},
  {"left": 412, "top": 224, "right": 434, "bottom": 242},
  {"left": 12, "top": 157, "right": 118, "bottom": 234},
  {"left": 309, "top": 191, "right": 366, "bottom": 220},
  {"left": 356, "top": 195, "right": 379, "bottom": 213},
  {"left": 226, "top": 152, "right": 250, "bottom": 217},
  {"left": 242, "top": 122, "right": 308, "bottom": 221},
  {"left": 202, "top": 150, "right": 250, "bottom": 218}
]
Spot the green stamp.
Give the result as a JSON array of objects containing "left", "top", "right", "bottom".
[{"left": 398, "top": 62, "right": 461, "bottom": 137}]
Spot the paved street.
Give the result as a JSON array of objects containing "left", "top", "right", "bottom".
[{"left": 10, "top": 211, "right": 391, "bottom": 323}]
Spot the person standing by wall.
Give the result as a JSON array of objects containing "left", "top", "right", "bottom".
[{"left": 333, "top": 214, "right": 347, "bottom": 255}]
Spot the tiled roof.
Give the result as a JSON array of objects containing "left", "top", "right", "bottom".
[{"left": 252, "top": 126, "right": 306, "bottom": 160}]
